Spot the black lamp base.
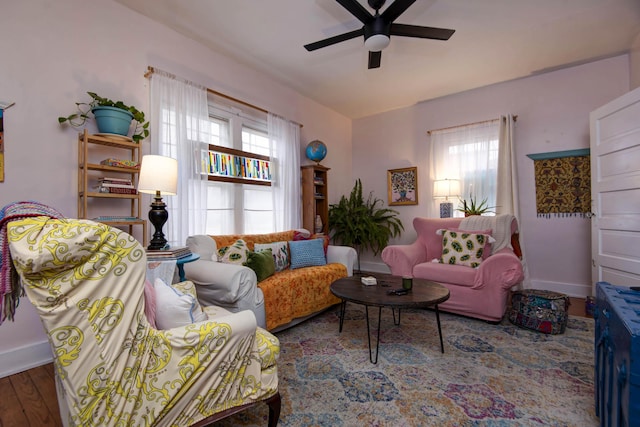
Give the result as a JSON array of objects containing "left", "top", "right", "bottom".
[{"left": 147, "top": 192, "right": 169, "bottom": 250}]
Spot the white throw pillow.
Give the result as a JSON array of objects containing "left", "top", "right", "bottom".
[{"left": 153, "top": 278, "right": 207, "bottom": 329}]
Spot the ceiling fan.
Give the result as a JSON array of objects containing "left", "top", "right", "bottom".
[{"left": 304, "top": 0, "right": 455, "bottom": 69}]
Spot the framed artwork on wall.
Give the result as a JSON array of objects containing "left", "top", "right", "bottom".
[{"left": 387, "top": 167, "right": 418, "bottom": 206}]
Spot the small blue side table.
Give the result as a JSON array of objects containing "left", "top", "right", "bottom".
[{"left": 176, "top": 253, "right": 200, "bottom": 282}]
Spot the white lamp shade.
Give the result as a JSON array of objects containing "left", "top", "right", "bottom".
[
  {"left": 364, "top": 34, "right": 390, "bottom": 52},
  {"left": 137, "top": 155, "right": 178, "bottom": 195},
  {"left": 433, "top": 179, "right": 461, "bottom": 199}
]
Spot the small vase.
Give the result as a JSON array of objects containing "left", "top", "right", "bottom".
[{"left": 314, "top": 215, "right": 323, "bottom": 234}]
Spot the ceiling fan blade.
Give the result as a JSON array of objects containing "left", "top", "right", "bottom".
[
  {"left": 381, "top": 0, "right": 417, "bottom": 23},
  {"left": 390, "top": 23, "right": 455, "bottom": 40},
  {"left": 336, "top": 0, "right": 373, "bottom": 24},
  {"left": 368, "top": 51, "right": 382, "bottom": 69},
  {"left": 304, "top": 28, "right": 364, "bottom": 51}
]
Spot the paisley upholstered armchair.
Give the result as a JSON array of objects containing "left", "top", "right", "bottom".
[{"left": 6, "top": 216, "right": 280, "bottom": 427}]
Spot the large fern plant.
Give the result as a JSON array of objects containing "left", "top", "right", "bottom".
[{"left": 328, "top": 179, "right": 404, "bottom": 271}]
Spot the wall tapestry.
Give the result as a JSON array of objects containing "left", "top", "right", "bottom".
[
  {"left": 527, "top": 149, "right": 590, "bottom": 218},
  {"left": 387, "top": 167, "right": 418, "bottom": 206}
]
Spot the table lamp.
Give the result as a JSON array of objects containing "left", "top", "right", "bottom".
[
  {"left": 433, "top": 178, "right": 460, "bottom": 218},
  {"left": 137, "top": 155, "right": 178, "bottom": 250}
]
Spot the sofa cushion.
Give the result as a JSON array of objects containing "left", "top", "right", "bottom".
[
  {"left": 245, "top": 248, "right": 276, "bottom": 282},
  {"left": 440, "top": 229, "right": 492, "bottom": 268},
  {"left": 258, "top": 263, "right": 345, "bottom": 330},
  {"left": 255, "top": 241, "right": 290, "bottom": 271},
  {"left": 218, "top": 238, "right": 249, "bottom": 264},
  {"left": 289, "top": 238, "right": 327, "bottom": 269}
]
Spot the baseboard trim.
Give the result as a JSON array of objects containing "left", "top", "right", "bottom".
[
  {"left": 359, "top": 261, "right": 390, "bottom": 274},
  {"left": 0, "top": 341, "right": 53, "bottom": 378},
  {"left": 527, "top": 279, "right": 591, "bottom": 298}
]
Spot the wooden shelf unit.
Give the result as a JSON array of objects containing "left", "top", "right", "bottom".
[
  {"left": 301, "top": 164, "right": 329, "bottom": 234},
  {"left": 77, "top": 129, "right": 147, "bottom": 245}
]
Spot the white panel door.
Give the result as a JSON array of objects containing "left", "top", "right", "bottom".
[{"left": 590, "top": 87, "right": 640, "bottom": 294}]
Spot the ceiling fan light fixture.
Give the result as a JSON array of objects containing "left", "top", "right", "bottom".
[{"left": 364, "top": 34, "right": 390, "bottom": 51}]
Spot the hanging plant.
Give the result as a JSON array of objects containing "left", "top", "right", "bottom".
[{"left": 58, "top": 92, "right": 149, "bottom": 143}]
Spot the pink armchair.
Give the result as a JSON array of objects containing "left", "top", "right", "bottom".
[{"left": 381, "top": 216, "right": 524, "bottom": 322}]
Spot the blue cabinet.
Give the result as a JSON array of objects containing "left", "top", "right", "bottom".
[{"left": 595, "top": 282, "right": 640, "bottom": 427}]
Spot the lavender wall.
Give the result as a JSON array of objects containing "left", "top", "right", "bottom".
[
  {"left": 631, "top": 32, "right": 640, "bottom": 89},
  {"left": 0, "top": 0, "right": 352, "bottom": 376},
  {"left": 352, "top": 55, "right": 630, "bottom": 297}
]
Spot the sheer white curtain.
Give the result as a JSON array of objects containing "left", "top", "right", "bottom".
[
  {"left": 497, "top": 114, "right": 530, "bottom": 288},
  {"left": 429, "top": 120, "right": 500, "bottom": 217},
  {"left": 149, "top": 69, "right": 209, "bottom": 246},
  {"left": 496, "top": 115, "right": 518, "bottom": 216},
  {"left": 268, "top": 113, "right": 301, "bottom": 231}
]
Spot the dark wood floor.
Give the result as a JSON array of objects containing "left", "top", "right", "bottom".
[
  {"left": 0, "top": 296, "right": 590, "bottom": 427},
  {"left": 0, "top": 363, "right": 62, "bottom": 427}
]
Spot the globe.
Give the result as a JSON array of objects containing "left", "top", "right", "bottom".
[{"left": 305, "top": 140, "right": 327, "bottom": 164}]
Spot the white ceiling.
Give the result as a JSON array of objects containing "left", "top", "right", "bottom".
[{"left": 115, "top": 0, "right": 640, "bottom": 119}]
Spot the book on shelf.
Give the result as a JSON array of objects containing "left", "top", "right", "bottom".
[
  {"left": 99, "top": 178, "right": 134, "bottom": 186},
  {"left": 93, "top": 216, "right": 140, "bottom": 221},
  {"left": 99, "top": 176, "right": 132, "bottom": 182},
  {"left": 96, "top": 186, "right": 138, "bottom": 195},
  {"left": 146, "top": 246, "right": 192, "bottom": 259},
  {"left": 100, "top": 158, "right": 140, "bottom": 169},
  {"left": 98, "top": 183, "right": 135, "bottom": 189},
  {"left": 95, "top": 178, "right": 137, "bottom": 194}
]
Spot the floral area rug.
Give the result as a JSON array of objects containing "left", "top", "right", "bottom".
[{"left": 216, "top": 304, "right": 598, "bottom": 426}]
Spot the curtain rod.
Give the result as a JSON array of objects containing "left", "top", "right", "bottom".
[
  {"left": 145, "top": 66, "right": 302, "bottom": 126},
  {"left": 427, "top": 115, "right": 517, "bottom": 135}
]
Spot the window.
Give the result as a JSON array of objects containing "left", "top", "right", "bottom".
[
  {"left": 430, "top": 120, "right": 500, "bottom": 217},
  {"left": 204, "top": 100, "right": 274, "bottom": 235}
]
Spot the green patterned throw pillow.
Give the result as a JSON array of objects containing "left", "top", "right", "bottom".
[
  {"left": 440, "top": 230, "right": 491, "bottom": 268},
  {"left": 217, "top": 239, "right": 248, "bottom": 264}
]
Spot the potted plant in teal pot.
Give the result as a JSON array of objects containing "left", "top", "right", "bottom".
[{"left": 58, "top": 92, "right": 149, "bottom": 142}]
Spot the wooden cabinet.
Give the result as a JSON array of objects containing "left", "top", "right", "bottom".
[
  {"left": 301, "top": 165, "right": 329, "bottom": 234},
  {"left": 78, "top": 129, "right": 147, "bottom": 245},
  {"left": 595, "top": 282, "right": 640, "bottom": 426}
]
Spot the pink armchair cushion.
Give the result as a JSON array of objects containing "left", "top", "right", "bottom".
[
  {"left": 413, "top": 261, "right": 477, "bottom": 287},
  {"left": 414, "top": 217, "right": 463, "bottom": 260}
]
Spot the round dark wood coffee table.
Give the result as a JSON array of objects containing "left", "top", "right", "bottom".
[{"left": 330, "top": 273, "right": 450, "bottom": 363}]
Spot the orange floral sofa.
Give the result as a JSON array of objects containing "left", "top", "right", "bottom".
[{"left": 185, "top": 230, "right": 357, "bottom": 331}]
